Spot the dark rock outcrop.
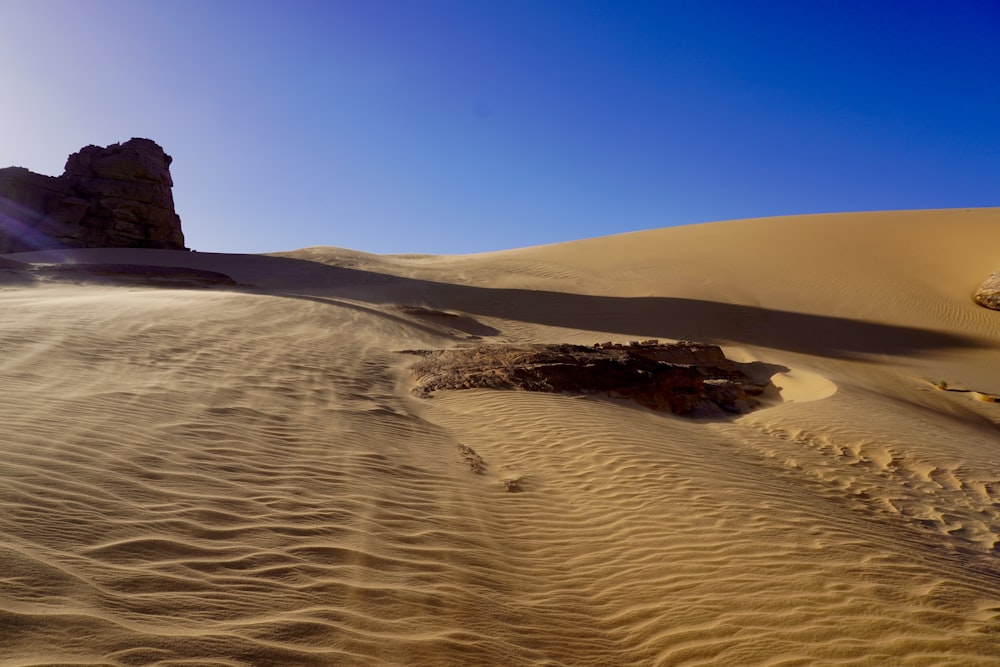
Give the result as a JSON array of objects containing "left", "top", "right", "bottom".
[
  {"left": 0, "top": 138, "right": 186, "bottom": 253},
  {"left": 408, "top": 341, "right": 771, "bottom": 417}
]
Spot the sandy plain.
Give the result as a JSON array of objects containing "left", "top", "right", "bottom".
[{"left": 2, "top": 208, "right": 1000, "bottom": 665}]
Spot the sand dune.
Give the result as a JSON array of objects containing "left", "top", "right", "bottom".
[{"left": 2, "top": 208, "right": 1000, "bottom": 665}]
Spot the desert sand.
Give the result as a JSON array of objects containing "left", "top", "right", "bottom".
[{"left": 2, "top": 208, "right": 1000, "bottom": 665}]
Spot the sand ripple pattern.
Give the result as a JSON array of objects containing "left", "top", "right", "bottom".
[
  {"left": 3, "top": 266, "right": 1000, "bottom": 665},
  {"left": 424, "top": 391, "right": 1000, "bottom": 666},
  {"left": 0, "top": 288, "right": 570, "bottom": 665}
]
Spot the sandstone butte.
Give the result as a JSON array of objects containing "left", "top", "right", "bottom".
[{"left": 0, "top": 138, "right": 186, "bottom": 253}]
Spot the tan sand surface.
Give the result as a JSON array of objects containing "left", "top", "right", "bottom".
[{"left": 2, "top": 208, "right": 1000, "bottom": 665}]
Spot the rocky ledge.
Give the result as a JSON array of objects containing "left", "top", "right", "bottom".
[{"left": 408, "top": 340, "right": 771, "bottom": 417}]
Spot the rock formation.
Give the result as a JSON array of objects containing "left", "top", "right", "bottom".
[
  {"left": 408, "top": 341, "right": 772, "bottom": 417},
  {"left": 0, "top": 138, "right": 186, "bottom": 253},
  {"left": 974, "top": 272, "right": 1000, "bottom": 310}
]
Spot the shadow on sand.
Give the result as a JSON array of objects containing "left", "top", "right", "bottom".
[
  {"left": 3, "top": 249, "right": 987, "bottom": 359},
  {"left": 234, "top": 255, "right": 986, "bottom": 360}
]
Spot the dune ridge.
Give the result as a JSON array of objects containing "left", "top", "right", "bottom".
[{"left": 2, "top": 208, "right": 1000, "bottom": 665}]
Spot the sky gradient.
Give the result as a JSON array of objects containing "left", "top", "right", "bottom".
[{"left": 2, "top": 1, "right": 998, "bottom": 254}]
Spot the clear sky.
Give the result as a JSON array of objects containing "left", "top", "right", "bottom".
[{"left": 1, "top": 1, "right": 998, "bottom": 254}]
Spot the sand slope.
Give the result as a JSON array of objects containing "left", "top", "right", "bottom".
[{"left": 2, "top": 208, "right": 1000, "bottom": 665}]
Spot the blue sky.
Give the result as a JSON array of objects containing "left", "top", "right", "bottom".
[{"left": 1, "top": 1, "right": 998, "bottom": 254}]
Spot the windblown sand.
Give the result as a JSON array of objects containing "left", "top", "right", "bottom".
[{"left": 2, "top": 208, "right": 1000, "bottom": 665}]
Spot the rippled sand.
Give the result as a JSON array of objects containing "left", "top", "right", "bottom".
[{"left": 2, "top": 208, "right": 1000, "bottom": 665}]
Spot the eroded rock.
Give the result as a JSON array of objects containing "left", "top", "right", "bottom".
[
  {"left": 0, "top": 138, "right": 186, "bottom": 253},
  {"left": 408, "top": 341, "right": 770, "bottom": 417},
  {"left": 974, "top": 272, "right": 1000, "bottom": 310}
]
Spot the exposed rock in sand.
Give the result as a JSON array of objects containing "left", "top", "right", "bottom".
[
  {"left": 973, "top": 271, "right": 1000, "bottom": 310},
  {"left": 0, "top": 138, "right": 186, "bottom": 252},
  {"left": 409, "top": 341, "right": 769, "bottom": 416}
]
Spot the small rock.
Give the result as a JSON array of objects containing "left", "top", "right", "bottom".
[
  {"left": 974, "top": 272, "right": 1000, "bottom": 310},
  {"left": 457, "top": 444, "right": 485, "bottom": 473}
]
